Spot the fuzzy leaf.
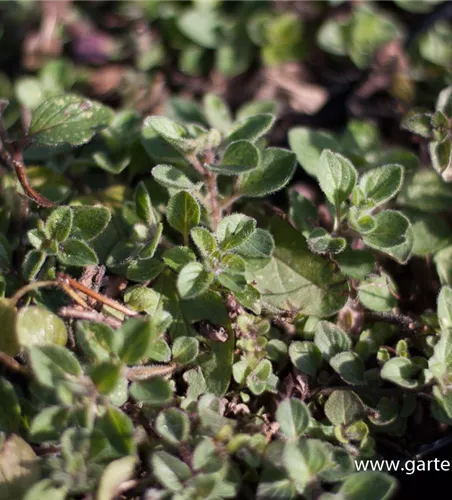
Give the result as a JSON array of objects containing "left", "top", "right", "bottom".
[
  {"left": 22, "top": 250, "right": 46, "bottom": 281},
  {"left": 57, "top": 239, "right": 98, "bottom": 266},
  {"left": 248, "top": 219, "right": 348, "bottom": 316},
  {"left": 29, "top": 94, "right": 113, "bottom": 146},
  {"left": 401, "top": 112, "right": 432, "bottom": 138},
  {"left": 45, "top": 206, "right": 72, "bottom": 242},
  {"left": 226, "top": 114, "right": 275, "bottom": 144},
  {"left": 276, "top": 399, "right": 310, "bottom": 440},
  {"left": 126, "top": 258, "right": 164, "bottom": 283},
  {"left": 17, "top": 306, "right": 67, "bottom": 349},
  {"left": 238, "top": 147, "right": 296, "bottom": 197},
  {"left": 29, "top": 345, "right": 82, "bottom": 388},
  {"left": 359, "top": 164, "right": 404, "bottom": 207},
  {"left": 216, "top": 214, "right": 257, "bottom": 251},
  {"left": 307, "top": 228, "right": 347, "bottom": 255},
  {"left": 361, "top": 210, "right": 410, "bottom": 249},
  {"left": 156, "top": 408, "right": 190, "bottom": 445},
  {"left": 289, "top": 341, "right": 322, "bottom": 377},
  {"left": 163, "top": 246, "right": 196, "bottom": 273},
  {"left": 152, "top": 165, "right": 198, "bottom": 191},
  {"left": 134, "top": 182, "right": 155, "bottom": 225},
  {"left": 97, "top": 456, "right": 136, "bottom": 500},
  {"left": 71, "top": 205, "right": 111, "bottom": 241},
  {"left": 235, "top": 228, "right": 275, "bottom": 258},
  {"left": 172, "top": 336, "right": 199, "bottom": 364},
  {"left": 177, "top": 262, "right": 214, "bottom": 299},
  {"left": 324, "top": 390, "right": 364, "bottom": 425},
  {"left": 130, "top": 377, "right": 173, "bottom": 406},
  {"left": 438, "top": 286, "right": 452, "bottom": 330},
  {"left": 318, "top": 150, "right": 358, "bottom": 206},
  {"left": 191, "top": 227, "right": 219, "bottom": 257},
  {"left": 314, "top": 321, "right": 352, "bottom": 361},
  {"left": 151, "top": 450, "right": 192, "bottom": 491},
  {"left": 338, "top": 471, "right": 397, "bottom": 500},
  {"left": 203, "top": 93, "right": 232, "bottom": 133},
  {"left": 167, "top": 191, "right": 200, "bottom": 240},
  {"left": 380, "top": 357, "right": 420, "bottom": 389},
  {"left": 330, "top": 351, "right": 366, "bottom": 386},
  {"left": 117, "top": 318, "right": 157, "bottom": 365},
  {"left": 206, "top": 140, "right": 260, "bottom": 175},
  {"left": 144, "top": 116, "right": 197, "bottom": 153}
]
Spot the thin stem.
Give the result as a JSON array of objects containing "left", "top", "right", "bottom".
[
  {"left": 333, "top": 202, "right": 341, "bottom": 234},
  {"left": 10, "top": 280, "right": 58, "bottom": 305},
  {"left": 57, "top": 273, "right": 138, "bottom": 317},
  {"left": 59, "top": 306, "right": 123, "bottom": 329},
  {"left": 206, "top": 171, "right": 221, "bottom": 228},
  {"left": 0, "top": 352, "right": 30, "bottom": 376},
  {"left": 125, "top": 363, "right": 177, "bottom": 381}
]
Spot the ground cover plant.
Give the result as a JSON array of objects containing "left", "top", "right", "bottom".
[{"left": 3, "top": 1, "right": 452, "bottom": 499}]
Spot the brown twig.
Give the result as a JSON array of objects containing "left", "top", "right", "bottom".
[
  {"left": 0, "top": 352, "right": 30, "bottom": 376},
  {"left": 59, "top": 306, "right": 123, "bottom": 329},
  {"left": 57, "top": 273, "right": 138, "bottom": 317},
  {"left": 125, "top": 363, "right": 177, "bottom": 381}
]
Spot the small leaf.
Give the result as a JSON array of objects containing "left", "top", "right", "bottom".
[
  {"left": 177, "top": 262, "right": 214, "bottom": 299},
  {"left": 57, "top": 239, "right": 98, "bottom": 266},
  {"left": 276, "top": 399, "right": 310, "bottom": 440},
  {"left": 226, "top": 114, "right": 275, "bottom": 144},
  {"left": 163, "top": 246, "right": 196, "bottom": 273},
  {"left": 45, "top": 206, "right": 72, "bottom": 242},
  {"left": 324, "top": 390, "right": 364, "bottom": 425},
  {"left": 314, "top": 321, "right": 352, "bottom": 361},
  {"left": 238, "top": 147, "right": 296, "bottom": 197},
  {"left": 167, "top": 191, "right": 201, "bottom": 240},
  {"left": 401, "top": 111, "right": 432, "bottom": 138},
  {"left": 359, "top": 164, "right": 404, "bottom": 207},
  {"left": 438, "top": 286, "right": 452, "bottom": 330},
  {"left": 22, "top": 250, "right": 46, "bottom": 281},
  {"left": 203, "top": 93, "right": 232, "bottom": 133},
  {"left": 318, "top": 150, "right": 358, "bottom": 206},
  {"left": 144, "top": 116, "right": 197, "bottom": 153},
  {"left": 216, "top": 214, "right": 257, "bottom": 251},
  {"left": 17, "top": 306, "right": 67, "bottom": 348},
  {"left": 172, "top": 336, "right": 199, "bottom": 364},
  {"left": 307, "top": 227, "right": 346, "bottom": 255},
  {"left": 117, "top": 318, "right": 156, "bottom": 365},
  {"left": 358, "top": 274, "right": 397, "bottom": 312},
  {"left": 89, "top": 362, "right": 121, "bottom": 395},
  {"left": 29, "top": 94, "right": 114, "bottom": 146},
  {"left": 338, "top": 471, "right": 397, "bottom": 500},
  {"left": 191, "top": 227, "right": 218, "bottom": 257},
  {"left": 0, "top": 378, "right": 21, "bottom": 434},
  {"left": 152, "top": 164, "right": 198, "bottom": 191},
  {"left": 71, "top": 205, "right": 111, "bottom": 241},
  {"left": 130, "top": 377, "right": 173, "bottom": 405},
  {"left": 235, "top": 228, "right": 275, "bottom": 258},
  {"left": 361, "top": 210, "right": 410, "bottom": 249},
  {"left": 381, "top": 357, "right": 420, "bottom": 389},
  {"left": 330, "top": 352, "right": 366, "bottom": 385},
  {"left": 134, "top": 181, "right": 156, "bottom": 225},
  {"left": 126, "top": 258, "right": 164, "bottom": 283},
  {"left": 96, "top": 406, "right": 136, "bottom": 456},
  {"left": 155, "top": 408, "right": 190, "bottom": 445},
  {"left": 289, "top": 341, "right": 322, "bottom": 376},
  {"left": 335, "top": 248, "right": 374, "bottom": 280},
  {"left": 29, "top": 344, "right": 82, "bottom": 388},
  {"left": 97, "top": 456, "right": 136, "bottom": 500},
  {"left": 0, "top": 299, "right": 19, "bottom": 357},
  {"left": 206, "top": 140, "right": 260, "bottom": 175},
  {"left": 151, "top": 450, "right": 192, "bottom": 491},
  {"left": 246, "top": 359, "right": 273, "bottom": 395}
]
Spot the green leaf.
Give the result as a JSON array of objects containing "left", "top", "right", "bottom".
[
  {"left": 429, "top": 139, "right": 452, "bottom": 182},
  {"left": 45, "top": 206, "right": 72, "bottom": 242},
  {"left": 22, "top": 250, "right": 46, "bottom": 281},
  {"left": 152, "top": 164, "right": 199, "bottom": 191},
  {"left": 24, "top": 479, "right": 68, "bottom": 500},
  {"left": 167, "top": 191, "right": 200, "bottom": 240},
  {"left": 438, "top": 286, "right": 452, "bottom": 330},
  {"left": 0, "top": 378, "right": 21, "bottom": 434},
  {"left": 405, "top": 210, "right": 450, "bottom": 257},
  {"left": 191, "top": 227, "right": 219, "bottom": 258},
  {"left": 324, "top": 390, "right": 364, "bottom": 425},
  {"left": 151, "top": 450, "right": 192, "bottom": 491},
  {"left": 134, "top": 181, "right": 156, "bottom": 225},
  {"left": 89, "top": 362, "right": 121, "bottom": 395},
  {"left": 178, "top": 7, "right": 221, "bottom": 49},
  {"left": 163, "top": 246, "right": 196, "bottom": 273},
  {"left": 29, "top": 94, "right": 113, "bottom": 146},
  {"left": 401, "top": 112, "right": 432, "bottom": 138},
  {"left": 203, "top": 93, "right": 232, "bottom": 133},
  {"left": 97, "top": 456, "right": 136, "bottom": 500},
  {"left": 177, "top": 262, "right": 214, "bottom": 300},
  {"left": 29, "top": 406, "right": 69, "bottom": 443},
  {"left": 314, "top": 321, "right": 352, "bottom": 361},
  {"left": 289, "top": 341, "right": 322, "bottom": 377},
  {"left": 17, "top": 306, "right": 67, "bottom": 348},
  {"left": 130, "top": 377, "right": 173, "bottom": 405},
  {"left": 29, "top": 344, "right": 82, "bottom": 388},
  {"left": 216, "top": 214, "right": 256, "bottom": 251},
  {"left": 289, "top": 190, "right": 318, "bottom": 236},
  {"left": 338, "top": 471, "right": 397, "bottom": 500},
  {"left": 318, "top": 150, "right": 358, "bottom": 206},
  {"left": 155, "top": 408, "right": 190, "bottom": 445},
  {"left": 235, "top": 228, "right": 275, "bottom": 258},
  {"left": 247, "top": 219, "right": 348, "bottom": 316},
  {"left": 429, "top": 329, "right": 452, "bottom": 380},
  {"left": 246, "top": 359, "right": 273, "bottom": 395},
  {"left": 206, "top": 140, "right": 260, "bottom": 175},
  {"left": 335, "top": 248, "right": 374, "bottom": 280},
  {"left": 96, "top": 406, "right": 136, "bottom": 456},
  {"left": 307, "top": 228, "right": 347, "bottom": 255},
  {"left": 226, "top": 114, "right": 275, "bottom": 144},
  {"left": 359, "top": 164, "right": 404, "bottom": 207},
  {"left": 276, "top": 399, "right": 310, "bottom": 440},
  {"left": 71, "top": 205, "right": 111, "bottom": 241},
  {"left": 117, "top": 318, "right": 156, "bottom": 365},
  {"left": 288, "top": 127, "right": 340, "bottom": 177},
  {"left": 283, "top": 439, "right": 331, "bottom": 494},
  {"left": 330, "top": 352, "right": 366, "bottom": 386},
  {"left": 380, "top": 357, "right": 420, "bottom": 389},
  {"left": 238, "top": 147, "right": 296, "bottom": 197},
  {"left": 361, "top": 210, "right": 410, "bottom": 249},
  {"left": 172, "top": 336, "right": 199, "bottom": 364},
  {"left": 57, "top": 239, "right": 98, "bottom": 266},
  {"left": 126, "top": 258, "right": 164, "bottom": 283},
  {"left": 144, "top": 116, "right": 197, "bottom": 153},
  {"left": 0, "top": 299, "right": 20, "bottom": 357},
  {"left": 76, "top": 321, "right": 115, "bottom": 363},
  {"left": 358, "top": 274, "right": 397, "bottom": 312}
]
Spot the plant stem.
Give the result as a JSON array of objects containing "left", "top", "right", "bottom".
[
  {"left": 59, "top": 306, "right": 123, "bottom": 329},
  {"left": 125, "top": 363, "right": 177, "bottom": 381},
  {"left": 0, "top": 352, "right": 30, "bottom": 376},
  {"left": 333, "top": 202, "right": 341, "bottom": 234},
  {"left": 10, "top": 280, "right": 58, "bottom": 305}
]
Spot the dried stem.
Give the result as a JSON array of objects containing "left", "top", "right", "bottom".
[
  {"left": 125, "top": 363, "right": 177, "bottom": 381},
  {"left": 0, "top": 352, "right": 30, "bottom": 376},
  {"left": 59, "top": 306, "right": 123, "bottom": 329},
  {"left": 57, "top": 273, "right": 138, "bottom": 317}
]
